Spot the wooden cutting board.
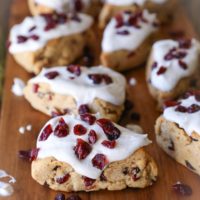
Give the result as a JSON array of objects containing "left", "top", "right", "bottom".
[{"left": 0, "top": 0, "right": 199, "bottom": 199}]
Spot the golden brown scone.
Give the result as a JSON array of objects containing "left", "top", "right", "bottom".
[
  {"left": 99, "top": 0, "right": 176, "bottom": 28},
  {"left": 146, "top": 39, "right": 200, "bottom": 109},
  {"left": 32, "top": 148, "right": 158, "bottom": 192}
]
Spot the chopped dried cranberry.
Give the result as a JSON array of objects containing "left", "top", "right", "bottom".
[
  {"left": 82, "top": 176, "right": 96, "bottom": 187},
  {"left": 39, "top": 124, "right": 53, "bottom": 141},
  {"left": 178, "top": 60, "right": 188, "bottom": 70},
  {"left": 172, "top": 182, "right": 192, "bottom": 196},
  {"left": 66, "top": 194, "right": 82, "bottom": 200},
  {"left": 74, "top": 139, "right": 92, "bottom": 159},
  {"left": 73, "top": 124, "right": 87, "bottom": 136},
  {"left": 57, "top": 13, "right": 67, "bottom": 24},
  {"left": 127, "top": 11, "right": 144, "bottom": 28},
  {"left": 56, "top": 174, "right": 70, "bottom": 184},
  {"left": 96, "top": 118, "right": 121, "bottom": 141},
  {"left": 187, "top": 104, "right": 200, "bottom": 113},
  {"left": 151, "top": 62, "right": 158, "bottom": 70},
  {"left": 78, "top": 104, "right": 90, "bottom": 115},
  {"left": 157, "top": 67, "right": 167, "bottom": 75},
  {"left": 185, "top": 160, "right": 196, "bottom": 171},
  {"left": 178, "top": 39, "right": 192, "bottom": 49},
  {"left": 102, "top": 140, "right": 116, "bottom": 149},
  {"left": 80, "top": 114, "right": 96, "bottom": 125},
  {"left": 88, "top": 74, "right": 113, "bottom": 85},
  {"left": 74, "top": 0, "right": 83, "bottom": 12},
  {"left": 115, "top": 13, "right": 123, "bottom": 28},
  {"left": 92, "top": 154, "right": 108, "bottom": 170},
  {"left": 88, "top": 130, "right": 98, "bottom": 144},
  {"left": 116, "top": 30, "right": 130, "bottom": 35},
  {"left": 175, "top": 105, "right": 187, "bottom": 113},
  {"left": 131, "top": 167, "right": 141, "bottom": 181},
  {"left": 164, "top": 100, "right": 180, "bottom": 109},
  {"left": 130, "top": 112, "right": 140, "bottom": 121},
  {"left": 30, "top": 34, "right": 39, "bottom": 41},
  {"left": 32, "top": 84, "right": 39, "bottom": 93},
  {"left": 71, "top": 14, "right": 81, "bottom": 22},
  {"left": 100, "top": 172, "right": 107, "bottom": 181},
  {"left": 44, "top": 21, "right": 57, "bottom": 31},
  {"left": 122, "top": 167, "right": 129, "bottom": 175},
  {"left": 55, "top": 193, "right": 65, "bottom": 200},
  {"left": 28, "top": 25, "right": 36, "bottom": 32},
  {"left": 168, "top": 139, "right": 175, "bottom": 151},
  {"left": 18, "top": 148, "right": 39, "bottom": 161},
  {"left": 41, "top": 13, "right": 58, "bottom": 31},
  {"left": 67, "top": 65, "right": 81, "bottom": 76},
  {"left": 44, "top": 71, "right": 59, "bottom": 79},
  {"left": 54, "top": 118, "right": 69, "bottom": 137},
  {"left": 17, "top": 35, "right": 28, "bottom": 43}
]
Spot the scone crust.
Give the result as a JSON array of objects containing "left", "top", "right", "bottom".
[
  {"left": 31, "top": 148, "right": 158, "bottom": 192},
  {"left": 155, "top": 116, "right": 200, "bottom": 175}
]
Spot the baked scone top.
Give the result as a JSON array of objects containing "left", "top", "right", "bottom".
[
  {"left": 150, "top": 39, "right": 200, "bottom": 92},
  {"left": 28, "top": 65, "right": 126, "bottom": 106},
  {"left": 105, "top": 0, "right": 167, "bottom": 6},
  {"left": 163, "top": 91, "right": 200, "bottom": 135},
  {"left": 102, "top": 10, "right": 158, "bottom": 53},
  {"left": 36, "top": 114, "right": 151, "bottom": 179},
  {"left": 8, "top": 12, "right": 93, "bottom": 54},
  {"left": 34, "top": 0, "right": 91, "bottom": 12}
]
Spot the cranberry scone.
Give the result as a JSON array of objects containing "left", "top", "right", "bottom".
[
  {"left": 28, "top": 0, "right": 102, "bottom": 17},
  {"left": 146, "top": 39, "right": 200, "bottom": 108},
  {"left": 31, "top": 114, "right": 158, "bottom": 192},
  {"left": 23, "top": 65, "right": 126, "bottom": 122},
  {"left": 101, "top": 10, "right": 158, "bottom": 71},
  {"left": 99, "top": 0, "right": 175, "bottom": 28},
  {"left": 155, "top": 91, "right": 200, "bottom": 175},
  {"left": 8, "top": 12, "right": 94, "bottom": 74}
]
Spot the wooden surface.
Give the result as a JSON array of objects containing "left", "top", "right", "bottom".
[{"left": 0, "top": 1, "right": 200, "bottom": 200}]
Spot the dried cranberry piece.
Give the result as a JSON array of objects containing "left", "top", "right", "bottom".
[
  {"left": 157, "top": 67, "right": 167, "bottom": 75},
  {"left": 44, "top": 71, "right": 59, "bottom": 79},
  {"left": 73, "top": 124, "right": 87, "bottom": 136},
  {"left": 74, "top": 0, "right": 83, "bottom": 12},
  {"left": 82, "top": 176, "right": 96, "bottom": 187},
  {"left": 178, "top": 39, "right": 192, "bottom": 49},
  {"left": 100, "top": 172, "right": 107, "bottom": 181},
  {"left": 80, "top": 114, "right": 96, "bottom": 125},
  {"left": 71, "top": 14, "right": 81, "bottom": 22},
  {"left": 131, "top": 167, "right": 141, "bottom": 181},
  {"left": 74, "top": 139, "right": 92, "bottom": 159},
  {"left": 172, "top": 182, "right": 192, "bottom": 196},
  {"left": 30, "top": 34, "right": 39, "bottom": 41},
  {"left": 78, "top": 104, "right": 90, "bottom": 115},
  {"left": 195, "top": 93, "right": 200, "bottom": 102},
  {"left": 96, "top": 119, "right": 121, "bottom": 141},
  {"left": 54, "top": 118, "right": 69, "bottom": 137},
  {"left": 103, "top": 75, "right": 113, "bottom": 84},
  {"left": 56, "top": 174, "right": 70, "bottom": 184},
  {"left": 122, "top": 167, "right": 129, "bottom": 175},
  {"left": 28, "top": 25, "right": 36, "bottom": 32},
  {"left": 102, "top": 140, "right": 116, "bottom": 149},
  {"left": 88, "top": 130, "right": 98, "bottom": 144},
  {"left": 41, "top": 13, "right": 58, "bottom": 31},
  {"left": 66, "top": 194, "right": 82, "bottom": 200},
  {"left": 57, "top": 13, "right": 67, "bottom": 24},
  {"left": 18, "top": 148, "right": 40, "bottom": 161},
  {"left": 151, "top": 62, "right": 157, "bottom": 70},
  {"left": 164, "top": 48, "right": 176, "bottom": 60},
  {"left": 175, "top": 105, "right": 187, "bottom": 113},
  {"left": 115, "top": 13, "right": 123, "bottom": 28},
  {"left": 116, "top": 30, "right": 130, "bottom": 35},
  {"left": 127, "top": 11, "right": 144, "bottom": 28},
  {"left": 17, "top": 35, "right": 28, "bottom": 43},
  {"left": 164, "top": 100, "right": 180, "bottom": 109},
  {"left": 178, "top": 60, "right": 188, "bottom": 70},
  {"left": 44, "top": 21, "right": 57, "bottom": 31},
  {"left": 187, "top": 104, "right": 200, "bottom": 113},
  {"left": 185, "top": 160, "right": 196, "bottom": 170},
  {"left": 67, "top": 65, "right": 81, "bottom": 76},
  {"left": 39, "top": 124, "right": 53, "bottom": 141},
  {"left": 88, "top": 74, "right": 113, "bottom": 85},
  {"left": 55, "top": 193, "right": 65, "bottom": 200},
  {"left": 32, "top": 84, "right": 39, "bottom": 93},
  {"left": 92, "top": 154, "right": 108, "bottom": 170},
  {"left": 174, "top": 51, "right": 187, "bottom": 59}
]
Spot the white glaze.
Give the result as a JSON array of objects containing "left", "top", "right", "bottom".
[
  {"left": 34, "top": 0, "right": 91, "bottom": 12},
  {"left": 11, "top": 78, "right": 25, "bottom": 96},
  {"left": 150, "top": 39, "right": 200, "bottom": 92},
  {"left": 102, "top": 10, "right": 157, "bottom": 52},
  {"left": 37, "top": 114, "right": 151, "bottom": 179},
  {"left": 28, "top": 65, "right": 126, "bottom": 106},
  {"left": 163, "top": 95, "right": 200, "bottom": 135},
  {"left": 9, "top": 13, "right": 93, "bottom": 53},
  {"left": 105, "top": 0, "right": 167, "bottom": 6}
]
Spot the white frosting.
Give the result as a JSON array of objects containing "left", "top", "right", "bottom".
[
  {"left": 9, "top": 13, "right": 93, "bottom": 53},
  {"left": 102, "top": 10, "right": 157, "bottom": 52},
  {"left": 163, "top": 95, "right": 200, "bottom": 135},
  {"left": 105, "top": 0, "right": 167, "bottom": 6},
  {"left": 28, "top": 65, "right": 126, "bottom": 106},
  {"left": 37, "top": 114, "right": 151, "bottom": 179},
  {"left": 150, "top": 39, "right": 200, "bottom": 92},
  {"left": 11, "top": 78, "right": 25, "bottom": 96}
]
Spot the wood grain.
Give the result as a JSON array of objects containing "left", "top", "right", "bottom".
[{"left": 0, "top": 1, "right": 200, "bottom": 200}]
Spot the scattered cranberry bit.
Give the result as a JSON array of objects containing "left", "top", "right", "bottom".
[
  {"left": 157, "top": 67, "right": 167, "bottom": 75},
  {"left": 187, "top": 104, "right": 200, "bottom": 113},
  {"left": 172, "top": 182, "right": 192, "bottom": 196},
  {"left": 71, "top": 13, "right": 81, "bottom": 22},
  {"left": 74, "top": 139, "right": 92, "bottom": 159},
  {"left": 131, "top": 167, "right": 141, "bottom": 181},
  {"left": 32, "top": 83, "right": 39, "bottom": 93},
  {"left": 178, "top": 39, "right": 192, "bottom": 49},
  {"left": 55, "top": 193, "right": 65, "bottom": 200},
  {"left": 185, "top": 160, "right": 196, "bottom": 171},
  {"left": 127, "top": 11, "right": 146, "bottom": 28},
  {"left": 164, "top": 48, "right": 187, "bottom": 61},
  {"left": 151, "top": 62, "right": 158, "bottom": 70},
  {"left": 102, "top": 140, "right": 116, "bottom": 149},
  {"left": 73, "top": 124, "right": 87, "bottom": 136},
  {"left": 88, "top": 74, "right": 113, "bottom": 85},
  {"left": 66, "top": 194, "right": 82, "bottom": 200},
  {"left": 30, "top": 34, "right": 39, "bottom": 41},
  {"left": 88, "top": 130, "right": 98, "bottom": 144},
  {"left": 39, "top": 124, "right": 53, "bottom": 141},
  {"left": 41, "top": 13, "right": 58, "bottom": 31},
  {"left": 18, "top": 148, "right": 40, "bottom": 161},
  {"left": 80, "top": 114, "right": 96, "bottom": 125},
  {"left": 92, "top": 154, "right": 108, "bottom": 170},
  {"left": 17, "top": 35, "right": 28, "bottom": 43},
  {"left": 54, "top": 118, "right": 69, "bottom": 137},
  {"left": 122, "top": 167, "right": 129, "bottom": 175},
  {"left": 115, "top": 13, "right": 123, "bottom": 28},
  {"left": 96, "top": 118, "right": 121, "bottom": 141},
  {"left": 175, "top": 105, "right": 187, "bottom": 113},
  {"left": 78, "top": 104, "right": 90, "bottom": 115},
  {"left": 82, "top": 176, "right": 96, "bottom": 187},
  {"left": 44, "top": 71, "right": 59, "bottom": 79},
  {"left": 100, "top": 172, "right": 107, "bottom": 181},
  {"left": 164, "top": 100, "right": 180, "bottom": 109},
  {"left": 56, "top": 174, "right": 70, "bottom": 184},
  {"left": 28, "top": 25, "right": 36, "bottom": 32},
  {"left": 57, "top": 13, "right": 68, "bottom": 24},
  {"left": 67, "top": 65, "right": 81, "bottom": 76},
  {"left": 130, "top": 112, "right": 140, "bottom": 121},
  {"left": 178, "top": 60, "right": 188, "bottom": 70},
  {"left": 116, "top": 30, "right": 130, "bottom": 35}
]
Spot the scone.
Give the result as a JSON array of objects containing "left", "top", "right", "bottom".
[
  {"left": 23, "top": 65, "right": 126, "bottom": 122},
  {"left": 146, "top": 39, "right": 200, "bottom": 108},
  {"left": 155, "top": 90, "right": 200, "bottom": 175},
  {"left": 8, "top": 12, "right": 94, "bottom": 74},
  {"left": 99, "top": 0, "right": 176, "bottom": 28},
  {"left": 100, "top": 10, "right": 158, "bottom": 71},
  {"left": 28, "top": 0, "right": 102, "bottom": 17},
  {"left": 31, "top": 114, "right": 158, "bottom": 192}
]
